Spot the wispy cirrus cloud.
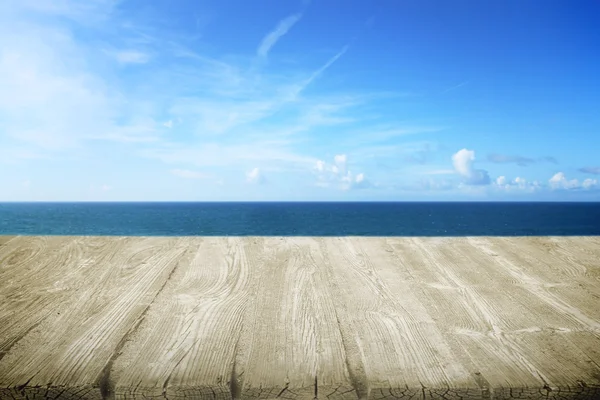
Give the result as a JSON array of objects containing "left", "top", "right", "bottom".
[
  {"left": 487, "top": 153, "right": 558, "bottom": 166},
  {"left": 257, "top": 13, "right": 302, "bottom": 58},
  {"left": 440, "top": 80, "right": 469, "bottom": 94},
  {"left": 107, "top": 49, "right": 151, "bottom": 64},
  {"left": 539, "top": 156, "right": 558, "bottom": 164},
  {"left": 579, "top": 166, "right": 600, "bottom": 175},
  {"left": 0, "top": 0, "right": 168, "bottom": 155},
  {"left": 5, "top": 0, "right": 119, "bottom": 23},
  {"left": 163, "top": 44, "right": 352, "bottom": 138}
]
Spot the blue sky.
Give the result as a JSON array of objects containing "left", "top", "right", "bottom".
[{"left": 1, "top": 0, "right": 599, "bottom": 201}]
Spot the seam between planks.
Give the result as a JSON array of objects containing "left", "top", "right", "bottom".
[{"left": 96, "top": 243, "right": 193, "bottom": 400}]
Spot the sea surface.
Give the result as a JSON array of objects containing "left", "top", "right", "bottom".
[{"left": 0, "top": 202, "right": 599, "bottom": 236}]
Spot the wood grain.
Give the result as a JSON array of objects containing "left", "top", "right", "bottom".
[
  {"left": 322, "top": 237, "right": 479, "bottom": 399},
  {"left": 233, "top": 238, "right": 351, "bottom": 400},
  {"left": 0, "top": 236, "right": 599, "bottom": 399},
  {"left": 109, "top": 237, "right": 252, "bottom": 399},
  {"left": 0, "top": 236, "right": 189, "bottom": 399}
]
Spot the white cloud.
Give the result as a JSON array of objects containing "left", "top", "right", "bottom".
[
  {"left": 246, "top": 167, "right": 265, "bottom": 184},
  {"left": 163, "top": 120, "right": 173, "bottom": 128},
  {"left": 549, "top": 172, "right": 598, "bottom": 190},
  {"left": 0, "top": 1, "right": 163, "bottom": 153},
  {"left": 514, "top": 176, "right": 526, "bottom": 187},
  {"left": 583, "top": 178, "right": 598, "bottom": 190},
  {"left": 452, "top": 149, "right": 473, "bottom": 176},
  {"left": 352, "top": 172, "right": 372, "bottom": 189},
  {"left": 315, "top": 160, "right": 326, "bottom": 172},
  {"left": 0, "top": 35, "right": 114, "bottom": 149},
  {"left": 493, "top": 176, "right": 542, "bottom": 193},
  {"left": 163, "top": 48, "right": 352, "bottom": 138},
  {"left": 451, "top": 149, "right": 490, "bottom": 185},
  {"left": 297, "top": 46, "right": 349, "bottom": 93},
  {"left": 5, "top": 0, "right": 118, "bottom": 24},
  {"left": 333, "top": 154, "right": 347, "bottom": 175},
  {"left": 257, "top": 14, "right": 302, "bottom": 57},
  {"left": 110, "top": 50, "right": 151, "bottom": 64},
  {"left": 313, "top": 154, "right": 371, "bottom": 190},
  {"left": 549, "top": 172, "right": 580, "bottom": 190},
  {"left": 171, "top": 169, "right": 209, "bottom": 179}
]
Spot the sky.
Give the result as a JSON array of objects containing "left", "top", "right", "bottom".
[{"left": 1, "top": 0, "right": 599, "bottom": 201}]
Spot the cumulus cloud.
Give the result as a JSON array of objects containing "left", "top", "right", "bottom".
[
  {"left": 514, "top": 177, "right": 527, "bottom": 188},
  {"left": 452, "top": 149, "right": 490, "bottom": 185},
  {"left": 494, "top": 176, "right": 542, "bottom": 193},
  {"left": 333, "top": 154, "right": 347, "bottom": 175},
  {"left": 579, "top": 166, "right": 600, "bottom": 175},
  {"left": 313, "top": 154, "right": 371, "bottom": 190},
  {"left": 549, "top": 172, "right": 579, "bottom": 190},
  {"left": 246, "top": 167, "right": 265, "bottom": 184},
  {"left": 582, "top": 178, "right": 598, "bottom": 190},
  {"left": 549, "top": 172, "right": 598, "bottom": 190}
]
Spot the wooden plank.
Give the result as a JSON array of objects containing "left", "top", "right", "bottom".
[
  {"left": 0, "top": 236, "right": 82, "bottom": 359},
  {"left": 108, "top": 237, "right": 253, "bottom": 399},
  {"left": 322, "top": 237, "right": 480, "bottom": 399},
  {"left": 0, "top": 237, "right": 189, "bottom": 399},
  {"left": 233, "top": 237, "right": 352, "bottom": 400}
]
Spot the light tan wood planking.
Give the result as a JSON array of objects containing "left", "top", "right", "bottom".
[
  {"left": 0, "top": 236, "right": 599, "bottom": 399},
  {"left": 0, "top": 237, "right": 189, "bottom": 399}
]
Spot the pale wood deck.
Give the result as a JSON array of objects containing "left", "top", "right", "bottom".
[{"left": 0, "top": 236, "right": 599, "bottom": 399}]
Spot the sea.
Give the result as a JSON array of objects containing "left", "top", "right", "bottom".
[{"left": 0, "top": 202, "right": 599, "bottom": 236}]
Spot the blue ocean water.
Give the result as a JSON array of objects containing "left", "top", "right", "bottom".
[{"left": 0, "top": 202, "right": 599, "bottom": 236}]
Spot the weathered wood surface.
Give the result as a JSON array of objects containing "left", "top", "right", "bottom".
[{"left": 0, "top": 236, "right": 599, "bottom": 399}]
